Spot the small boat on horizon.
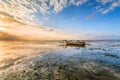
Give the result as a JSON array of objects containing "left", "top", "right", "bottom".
[{"left": 63, "top": 40, "right": 86, "bottom": 47}]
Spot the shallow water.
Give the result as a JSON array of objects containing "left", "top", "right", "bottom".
[{"left": 0, "top": 40, "right": 120, "bottom": 80}]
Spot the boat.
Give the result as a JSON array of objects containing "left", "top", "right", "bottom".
[{"left": 64, "top": 40, "right": 86, "bottom": 46}]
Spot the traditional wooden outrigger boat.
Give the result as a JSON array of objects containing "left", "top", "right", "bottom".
[{"left": 64, "top": 40, "right": 86, "bottom": 46}]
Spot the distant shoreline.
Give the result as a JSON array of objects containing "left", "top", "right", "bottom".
[{"left": 0, "top": 39, "right": 120, "bottom": 42}]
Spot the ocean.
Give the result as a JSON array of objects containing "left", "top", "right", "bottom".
[{"left": 0, "top": 40, "right": 120, "bottom": 80}]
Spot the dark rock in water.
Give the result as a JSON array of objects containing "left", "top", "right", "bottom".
[
  {"left": 33, "top": 72, "right": 39, "bottom": 76},
  {"left": 34, "top": 68, "right": 37, "bottom": 70},
  {"left": 23, "top": 70, "right": 25, "bottom": 73},
  {"left": 104, "top": 53, "right": 119, "bottom": 58},
  {"left": 59, "top": 67, "right": 62, "bottom": 69}
]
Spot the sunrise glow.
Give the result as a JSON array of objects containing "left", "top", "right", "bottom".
[{"left": 0, "top": 27, "right": 5, "bottom": 31}]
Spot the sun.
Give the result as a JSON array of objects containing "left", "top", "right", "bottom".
[
  {"left": 0, "top": 22, "right": 5, "bottom": 31},
  {"left": 0, "top": 27, "right": 5, "bottom": 31}
]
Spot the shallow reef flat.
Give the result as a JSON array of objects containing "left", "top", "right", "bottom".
[{"left": 0, "top": 40, "right": 120, "bottom": 80}]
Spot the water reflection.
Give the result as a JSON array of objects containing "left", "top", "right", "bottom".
[
  {"left": 0, "top": 40, "right": 120, "bottom": 80},
  {"left": 61, "top": 45, "right": 86, "bottom": 49},
  {"left": 0, "top": 41, "right": 59, "bottom": 70}
]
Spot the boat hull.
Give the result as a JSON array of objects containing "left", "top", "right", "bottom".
[{"left": 66, "top": 42, "right": 85, "bottom": 46}]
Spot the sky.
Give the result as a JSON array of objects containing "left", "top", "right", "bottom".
[{"left": 0, "top": 0, "right": 120, "bottom": 40}]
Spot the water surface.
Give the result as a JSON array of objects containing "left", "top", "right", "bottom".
[{"left": 0, "top": 40, "right": 120, "bottom": 80}]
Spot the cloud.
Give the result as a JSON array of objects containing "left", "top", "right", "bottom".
[
  {"left": 0, "top": 12, "right": 26, "bottom": 24},
  {"left": 95, "top": 5, "right": 101, "bottom": 10},
  {"left": 0, "top": 14, "right": 77, "bottom": 40},
  {"left": 96, "top": 0, "right": 120, "bottom": 14},
  {"left": 96, "top": 0, "right": 114, "bottom": 5},
  {"left": 1, "top": 0, "right": 120, "bottom": 22},
  {"left": 86, "top": 14, "right": 96, "bottom": 19},
  {"left": 0, "top": 0, "right": 120, "bottom": 21},
  {"left": 0, "top": 0, "right": 88, "bottom": 22},
  {"left": 0, "top": 23, "right": 77, "bottom": 40},
  {"left": 0, "top": 30, "right": 22, "bottom": 40},
  {"left": 1, "top": 0, "right": 84, "bottom": 40},
  {"left": 70, "top": 0, "right": 88, "bottom": 6},
  {"left": 102, "top": 2, "right": 120, "bottom": 14}
]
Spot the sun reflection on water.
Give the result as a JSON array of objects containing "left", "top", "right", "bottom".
[{"left": 0, "top": 41, "right": 58, "bottom": 69}]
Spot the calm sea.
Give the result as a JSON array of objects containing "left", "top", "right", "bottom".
[{"left": 0, "top": 40, "right": 120, "bottom": 80}]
